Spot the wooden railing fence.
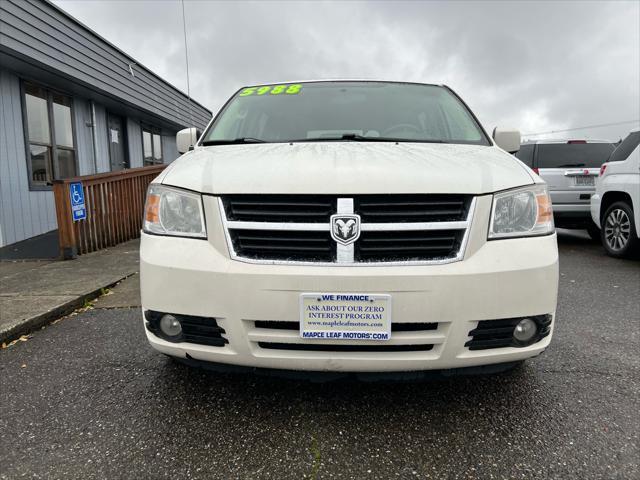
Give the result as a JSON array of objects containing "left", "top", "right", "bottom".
[{"left": 53, "top": 165, "right": 166, "bottom": 259}]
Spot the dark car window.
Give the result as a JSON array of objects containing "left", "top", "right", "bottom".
[
  {"left": 536, "top": 143, "right": 615, "bottom": 168},
  {"left": 608, "top": 131, "right": 640, "bottom": 163},
  {"left": 515, "top": 144, "right": 535, "bottom": 167}
]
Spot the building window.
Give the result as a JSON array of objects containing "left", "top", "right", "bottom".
[
  {"left": 23, "top": 83, "right": 77, "bottom": 187},
  {"left": 142, "top": 127, "right": 163, "bottom": 165}
]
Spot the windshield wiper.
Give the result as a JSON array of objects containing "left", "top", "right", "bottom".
[
  {"left": 556, "top": 163, "right": 586, "bottom": 167},
  {"left": 202, "top": 134, "right": 448, "bottom": 145},
  {"left": 289, "top": 133, "right": 447, "bottom": 143},
  {"left": 202, "top": 137, "right": 267, "bottom": 146}
]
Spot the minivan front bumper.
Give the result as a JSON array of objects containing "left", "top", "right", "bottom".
[{"left": 140, "top": 194, "right": 559, "bottom": 373}]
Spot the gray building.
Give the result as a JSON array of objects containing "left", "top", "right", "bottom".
[{"left": 0, "top": 0, "right": 211, "bottom": 248}]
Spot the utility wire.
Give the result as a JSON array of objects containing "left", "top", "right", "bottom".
[
  {"left": 181, "top": 0, "right": 194, "bottom": 130},
  {"left": 524, "top": 119, "right": 639, "bottom": 136}
]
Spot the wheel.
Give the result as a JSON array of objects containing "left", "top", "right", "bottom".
[
  {"left": 586, "top": 223, "right": 601, "bottom": 242},
  {"left": 601, "top": 201, "right": 639, "bottom": 258}
]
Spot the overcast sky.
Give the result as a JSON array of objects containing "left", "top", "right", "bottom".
[{"left": 54, "top": 0, "right": 639, "bottom": 142}]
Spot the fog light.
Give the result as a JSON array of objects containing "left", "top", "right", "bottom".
[
  {"left": 159, "top": 314, "right": 182, "bottom": 337},
  {"left": 513, "top": 318, "right": 537, "bottom": 343}
]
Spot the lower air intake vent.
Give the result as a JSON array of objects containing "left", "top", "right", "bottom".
[
  {"left": 145, "top": 311, "right": 228, "bottom": 347},
  {"left": 254, "top": 321, "right": 438, "bottom": 332},
  {"left": 258, "top": 342, "right": 434, "bottom": 353},
  {"left": 465, "top": 315, "right": 552, "bottom": 350}
]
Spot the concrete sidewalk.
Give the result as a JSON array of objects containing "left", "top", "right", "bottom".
[{"left": 0, "top": 239, "right": 139, "bottom": 343}]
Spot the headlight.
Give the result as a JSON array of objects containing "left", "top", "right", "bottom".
[
  {"left": 143, "top": 184, "right": 206, "bottom": 238},
  {"left": 488, "top": 184, "right": 554, "bottom": 239}
]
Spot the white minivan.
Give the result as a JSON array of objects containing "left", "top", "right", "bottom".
[{"left": 140, "top": 81, "right": 558, "bottom": 377}]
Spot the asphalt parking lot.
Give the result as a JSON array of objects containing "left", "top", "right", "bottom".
[{"left": 1, "top": 231, "right": 638, "bottom": 479}]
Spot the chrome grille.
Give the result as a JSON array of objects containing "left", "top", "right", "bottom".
[{"left": 220, "top": 195, "right": 475, "bottom": 265}]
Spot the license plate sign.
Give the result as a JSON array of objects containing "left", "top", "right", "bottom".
[
  {"left": 575, "top": 176, "right": 595, "bottom": 186},
  {"left": 300, "top": 293, "right": 392, "bottom": 341}
]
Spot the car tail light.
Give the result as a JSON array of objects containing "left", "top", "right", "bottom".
[
  {"left": 567, "top": 140, "right": 587, "bottom": 144},
  {"left": 599, "top": 163, "right": 607, "bottom": 176},
  {"left": 532, "top": 167, "right": 539, "bottom": 175}
]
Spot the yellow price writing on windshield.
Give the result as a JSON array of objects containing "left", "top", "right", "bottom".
[{"left": 239, "top": 84, "right": 302, "bottom": 97}]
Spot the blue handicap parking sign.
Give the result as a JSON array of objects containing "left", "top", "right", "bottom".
[{"left": 69, "top": 182, "right": 86, "bottom": 221}]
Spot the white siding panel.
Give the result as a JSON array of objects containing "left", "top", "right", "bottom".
[
  {"left": 0, "top": 68, "right": 57, "bottom": 247},
  {"left": 162, "top": 134, "right": 179, "bottom": 164},
  {"left": 73, "top": 97, "right": 96, "bottom": 175},
  {"left": 0, "top": 72, "right": 13, "bottom": 245},
  {"left": 93, "top": 103, "right": 110, "bottom": 173},
  {"left": 126, "top": 118, "right": 143, "bottom": 168},
  {"left": 0, "top": 71, "right": 17, "bottom": 245},
  {"left": 0, "top": 68, "right": 27, "bottom": 244},
  {"left": 9, "top": 70, "right": 39, "bottom": 239}
]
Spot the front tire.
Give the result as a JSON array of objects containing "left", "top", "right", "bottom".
[{"left": 601, "top": 201, "right": 639, "bottom": 258}]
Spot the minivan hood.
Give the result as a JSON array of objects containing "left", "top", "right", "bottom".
[{"left": 161, "top": 142, "right": 534, "bottom": 194}]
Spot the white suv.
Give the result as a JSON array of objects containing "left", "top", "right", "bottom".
[
  {"left": 516, "top": 139, "right": 615, "bottom": 239},
  {"left": 591, "top": 129, "right": 640, "bottom": 258},
  {"left": 140, "top": 81, "right": 558, "bottom": 377}
]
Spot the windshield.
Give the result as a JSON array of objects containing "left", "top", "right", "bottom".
[
  {"left": 536, "top": 143, "right": 615, "bottom": 168},
  {"left": 201, "top": 81, "right": 490, "bottom": 145}
]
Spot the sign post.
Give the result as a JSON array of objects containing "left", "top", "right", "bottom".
[{"left": 69, "top": 182, "right": 86, "bottom": 222}]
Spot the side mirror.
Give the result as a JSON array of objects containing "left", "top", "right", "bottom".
[
  {"left": 176, "top": 127, "right": 201, "bottom": 154},
  {"left": 492, "top": 127, "right": 521, "bottom": 154}
]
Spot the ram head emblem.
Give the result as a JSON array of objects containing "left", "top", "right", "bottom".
[{"left": 330, "top": 214, "right": 361, "bottom": 245}]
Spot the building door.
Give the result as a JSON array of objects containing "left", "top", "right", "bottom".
[{"left": 107, "top": 114, "right": 128, "bottom": 171}]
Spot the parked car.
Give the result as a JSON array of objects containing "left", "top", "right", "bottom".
[
  {"left": 591, "top": 129, "right": 640, "bottom": 258},
  {"left": 140, "top": 80, "right": 558, "bottom": 377},
  {"left": 516, "top": 139, "right": 615, "bottom": 239}
]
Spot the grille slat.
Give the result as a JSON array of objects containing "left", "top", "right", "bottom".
[
  {"left": 232, "top": 201, "right": 331, "bottom": 208},
  {"left": 241, "top": 244, "right": 330, "bottom": 252},
  {"left": 182, "top": 334, "right": 227, "bottom": 347},
  {"left": 232, "top": 209, "right": 332, "bottom": 218},
  {"left": 180, "top": 324, "right": 225, "bottom": 335},
  {"left": 359, "top": 245, "right": 455, "bottom": 252},
  {"left": 359, "top": 201, "right": 464, "bottom": 208},
  {"left": 360, "top": 209, "right": 464, "bottom": 218},
  {"left": 358, "top": 236, "right": 457, "bottom": 244},
  {"left": 465, "top": 338, "right": 513, "bottom": 350},
  {"left": 467, "top": 326, "right": 517, "bottom": 337},
  {"left": 236, "top": 235, "right": 327, "bottom": 243}
]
